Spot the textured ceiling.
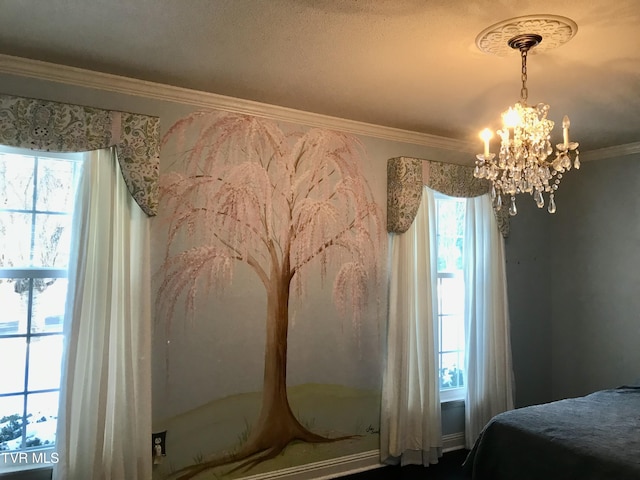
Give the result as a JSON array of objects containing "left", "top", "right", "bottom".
[{"left": 1, "top": 0, "right": 639, "bottom": 152}]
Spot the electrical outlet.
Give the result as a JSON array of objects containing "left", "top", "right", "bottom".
[{"left": 152, "top": 431, "right": 167, "bottom": 460}]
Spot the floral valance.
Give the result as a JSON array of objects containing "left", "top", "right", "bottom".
[
  {"left": 0, "top": 94, "right": 160, "bottom": 216},
  {"left": 387, "top": 156, "right": 509, "bottom": 237}
]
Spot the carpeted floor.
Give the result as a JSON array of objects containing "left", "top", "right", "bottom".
[{"left": 339, "top": 449, "right": 471, "bottom": 479}]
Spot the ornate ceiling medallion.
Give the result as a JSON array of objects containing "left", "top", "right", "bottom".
[{"left": 475, "top": 14, "right": 578, "bottom": 57}]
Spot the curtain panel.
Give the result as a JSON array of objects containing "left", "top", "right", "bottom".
[
  {"left": 386, "top": 156, "right": 509, "bottom": 237},
  {"left": 0, "top": 93, "right": 160, "bottom": 216},
  {"left": 381, "top": 187, "right": 442, "bottom": 466},
  {"left": 463, "top": 194, "right": 515, "bottom": 448},
  {"left": 54, "top": 148, "right": 152, "bottom": 480}
]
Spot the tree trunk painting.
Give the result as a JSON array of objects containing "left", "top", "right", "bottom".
[{"left": 157, "top": 111, "right": 383, "bottom": 479}]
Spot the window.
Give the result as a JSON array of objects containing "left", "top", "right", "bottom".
[
  {"left": 0, "top": 146, "right": 81, "bottom": 466},
  {"left": 435, "top": 193, "right": 466, "bottom": 402}
]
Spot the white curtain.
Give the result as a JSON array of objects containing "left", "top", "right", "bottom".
[
  {"left": 381, "top": 186, "right": 442, "bottom": 466},
  {"left": 463, "top": 193, "right": 514, "bottom": 449},
  {"left": 54, "top": 148, "right": 152, "bottom": 480}
]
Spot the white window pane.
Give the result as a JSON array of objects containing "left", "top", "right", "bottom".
[
  {"left": 0, "top": 277, "right": 66, "bottom": 335},
  {"left": 32, "top": 213, "right": 73, "bottom": 268},
  {"left": 28, "top": 335, "right": 63, "bottom": 391},
  {"left": 436, "top": 195, "right": 465, "bottom": 273},
  {"left": 439, "top": 276, "right": 465, "bottom": 315},
  {"left": 0, "top": 338, "right": 26, "bottom": 394},
  {"left": 28, "top": 335, "right": 62, "bottom": 390},
  {"left": 11, "top": 279, "right": 34, "bottom": 333},
  {"left": 36, "top": 158, "right": 76, "bottom": 213},
  {"left": 440, "top": 352, "right": 465, "bottom": 389},
  {"left": 0, "top": 212, "right": 32, "bottom": 268},
  {"left": 441, "top": 351, "right": 463, "bottom": 371},
  {"left": 441, "top": 314, "right": 465, "bottom": 352},
  {"left": 0, "top": 395, "right": 25, "bottom": 451},
  {"left": 26, "top": 392, "right": 58, "bottom": 448},
  {"left": 0, "top": 153, "right": 35, "bottom": 211},
  {"left": 31, "top": 278, "right": 67, "bottom": 334},
  {"left": 0, "top": 279, "right": 28, "bottom": 335},
  {"left": 437, "top": 235, "right": 464, "bottom": 272},
  {"left": 33, "top": 278, "right": 68, "bottom": 333}
]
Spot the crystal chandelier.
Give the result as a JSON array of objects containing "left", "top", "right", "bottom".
[{"left": 473, "top": 33, "right": 580, "bottom": 215}]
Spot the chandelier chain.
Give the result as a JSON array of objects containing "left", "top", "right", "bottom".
[{"left": 520, "top": 49, "right": 528, "bottom": 103}]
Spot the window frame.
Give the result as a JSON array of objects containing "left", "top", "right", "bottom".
[
  {"left": 434, "top": 192, "right": 467, "bottom": 403},
  {"left": 0, "top": 145, "right": 82, "bottom": 471}
]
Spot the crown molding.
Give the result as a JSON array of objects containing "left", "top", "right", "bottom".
[
  {"left": 580, "top": 142, "right": 640, "bottom": 162},
  {"left": 0, "top": 54, "right": 475, "bottom": 152},
  {"left": 2, "top": 55, "right": 638, "bottom": 161}
]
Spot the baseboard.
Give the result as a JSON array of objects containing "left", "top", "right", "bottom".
[
  {"left": 237, "top": 432, "right": 466, "bottom": 480},
  {"left": 239, "top": 450, "right": 382, "bottom": 480},
  {"left": 442, "top": 432, "right": 466, "bottom": 452}
]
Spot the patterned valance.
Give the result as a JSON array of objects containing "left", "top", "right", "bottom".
[
  {"left": 387, "top": 157, "right": 423, "bottom": 235},
  {"left": 387, "top": 157, "right": 509, "bottom": 237},
  {"left": 0, "top": 94, "right": 160, "bottom": 216}
]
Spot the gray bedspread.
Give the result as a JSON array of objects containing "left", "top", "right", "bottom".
[{"left": 463, "top": 386, "right": 640, "bottom": 480}]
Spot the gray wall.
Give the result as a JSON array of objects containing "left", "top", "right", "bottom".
[
  {"left": 504, "top": 154, "right": 640, "bottom": 405},
  {"left": 505, "top": 197, "right": 553, "bottom": 407},
  {"left": 441, "top": 400, "right": 465, "bottom": 436},
  {"left": 550, "top": 155, "right": 640, "bottom": 399}
]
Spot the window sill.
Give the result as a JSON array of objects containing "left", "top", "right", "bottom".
[
  {"left": 0, "top": 449, "right": 56, "bottom": 479},
  {"left": 0, "top": 464, "right": 52, "bottom": 480},
  {"left": 440, "top": 387, "right": 465, "bottom": 404}
]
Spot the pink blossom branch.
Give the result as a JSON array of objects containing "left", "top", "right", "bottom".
[
  {"left": 212, "top": 230, "right": 270, "bottom": 289},
  {"left": 291, "top": 208, "right": 374, "bottom": 277}
]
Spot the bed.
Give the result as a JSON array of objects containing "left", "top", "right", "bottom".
[{"left": 462, "top": 385, "right": 640, "bottom": 480}]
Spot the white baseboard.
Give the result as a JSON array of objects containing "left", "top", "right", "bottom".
[
  {"left": 238, "top": 432, "right": 466, "bottom": 480},
  {"left": 240, "top": 450, "right": 382, "bottom": 480},
  {"left": 442, "top": 432, "right": 466, "bottom": 452}
]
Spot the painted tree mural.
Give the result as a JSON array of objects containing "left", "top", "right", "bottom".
[{"left": 157, "top": 111, "right": 383, "bottom": 479}]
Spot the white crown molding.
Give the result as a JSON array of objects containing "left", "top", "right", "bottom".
[
  {"left": 0, "top": 54, "right": 475, "bottom": 153},
  {"left": 2, "top": 54, "right": 637, "bottom": 161},
  {"left": 580, "top": 142, "right": 640, "bottom": 162}
]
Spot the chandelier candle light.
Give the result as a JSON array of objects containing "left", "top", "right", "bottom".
[{"left": 474, "top": 25, "right": 580, "bottom": 216}]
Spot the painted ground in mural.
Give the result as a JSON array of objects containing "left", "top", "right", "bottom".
[{"left": 153, "top": 384, "right": 380, "bottom": 480}]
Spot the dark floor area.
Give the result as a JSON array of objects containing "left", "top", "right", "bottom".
[{"left": 340, "top": 449, "right": 471, "bottom": 479}]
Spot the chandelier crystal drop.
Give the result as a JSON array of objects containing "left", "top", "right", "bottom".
[{"left": 474, "top": 33, "right": 580, "bottom": 215}]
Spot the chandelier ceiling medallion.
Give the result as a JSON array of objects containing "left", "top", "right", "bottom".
[{"left": 473, "top": 15, "right": 580, "bottom": 216}]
